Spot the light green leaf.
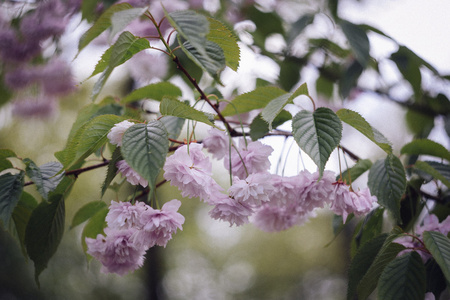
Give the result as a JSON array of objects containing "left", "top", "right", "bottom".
[
  {"left": 121, "top": 82, "right": 182, "bottom": 104},
  {"left": 160, "top": 97, "right": 215, "bottom": 127},
  {"left": 78, "top": 3, "right": 133, "bottom": 53},
  {"left": 24, "top": 159, "right": 64, "bottom": 200},
  {"left": 262, "top": 83, "right": 309, "bottom": 130},
  {"left": 0, "top": 172, "right": 24, "bottom": 227},
  {"left": 101, "top": 147, "right": 122, "bottom": 197},
  {"left": 341, "top": 20, "right": 370, "bottom": 67},
  {"left": 292, "top": 108, "right": 343, "bottom": 176},
  {"left": 121, "top": 121, "right": 169, "bottom": 192},
  {"left": 25, "top": 194, "right": 65, "bottom": 285},
  {"left": 377, "top": 252, "right": 426, "bottom": 300},
  {"left": 81, "top": 206, "right": 108, "bottom": 256},
  {"left": 207, "top": 17, "right": 240, "bottom": 71},
  {"left": 339, "top": 159, "right": 373, "bottom": 183},
  {"left": 109, "top": 7, "right": 148, "bottom": 42},
  {"left": 423, "top": 231, "right": 450, "bottom": 284},
  {"left": 11, "top": 191, "right": 37, "bottom": 257},
  {"left": 414, "top": 161, "right": 450, "bottom": 188},
  {"left": 337, "top": 108, "right": 392, "bottom": 153},
  {"left": 0, "top": 149, "right": 16, "bottom": 171},
  {"left": 166, "top": 10, "right": 209, "bottom": 57},
  {"left": 71, "top": 201, "right": 107, "bottom": 229},
  {"left": 401, "top": 139, "right": 450, "bottom": 161},
  {"left": 181, "top": 39, "right": 226, "bottom": 83},
  {"left": 92, "top": 31, "right": 150, "bottom": 100},
  {"left": 368, "top": 154, "right": 406, "bottom": 222},
  {"left": 221, "top": 86, "right": 287, "bottom": 117}
]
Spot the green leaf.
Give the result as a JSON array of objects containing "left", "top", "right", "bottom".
[
  {"left": 181, "top": 39, "right": 226, "bottom": 82},
  {"left": 339, "top": 159, "right": 373, "bottom": 183},
  {"left": 337, "top": 108, "right": 393, "bottom": 153},
  {"left": 351, "top": 208, "right": 384, "bottom": 257},
  {"left": 391, "top": 46, "right": 422, "bottom": 99},
  {"left": 261, "top": 83, "right": 309, "bottom": 130},
  {"left": 423, "top": 231, "right": 450, "bottom": 284},
  {"left": 166, "top": 10, "right": 209, "bottom": 57},
  {"left": 160, "top": 116, "right": 186, "bottom": 141},
  {"left": 0, "top": 149, "right": 16, "bottom": 171},
  {"left": 292, "top": 108, "right": 342, "bottom": 176},
  {"left": 356, "top": 228, "right": 406, "bottom": 299},
  {"left": 0, "top": 72, "right": 12, "bottom": 108},
  {"left": 221, "top": 86, "right": 287, "bottom": 117},
  {"left": 24, "top": 159, "right": 64, "bottom": 200},
  {"left": 78, "top": 3, "right": 133, "bottom": 53},
  {"left": 71, "top": 201, "right": 107, "bottom": 229},
  {"left": 250, "top": 111, "right": 292, "bottom": 141},
  {"left": 288, "top": 14, "right": 315, "bottom": 44},
  {"left": 11, "top": 191, "right": 37, "bottom": 257},
  {"left": 109, "top": 7, "right": 148, "bottom": 41},
  {"left": 401, "top": 139, "right": 450, "bottom": 161},
  {"left": 414, "top": 161, "right": 450, "bottom": 188},
  {"left": 160, "top": 97, "right": 215, "bottom": 127},
  {"left": 81, "top": 206, "right": 108, "bottom": 256},
  {"left": 207, "top": 17, "right": 240, "bottom": 71},
  {"left": 0, "top": 172, "right": 24, "bottom": 227},
  {"left": 339, "top": 60, "right": 364, "bottom": 99},
  {"left": 347, "top": 233, "right": 388, "bottom": 300},
  {"left": 377, "top": 251, "right": 426, "bottom": 300},
  {"left": 368, "top": 155, "right": 406, "bottom": 223},
  {"left": 101, "top": 147, "right": 122, "bottom": 197},
  {"left": 121, "top": 82, "right": 182, "bottom": 104},
  {"left": 121, "top": 121, "right": 169, "bottom": 192},
  {"left": 425, "top": 259, "right": 447, "bottom": 298},
  {"left": 92, "top": 31, "right": 150, "bottom": 100},
  {"left": 25, "top": 194, "right": 65, "bottom": 284},
  {"left": 340, "top": 20, "right": 370, "bottom": 66}
]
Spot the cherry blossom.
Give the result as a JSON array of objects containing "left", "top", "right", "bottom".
[
  {"left": 116, "top": 160, "right": 148, "bottom": 187},
  {"left": 203, "top": 127, "right": 229, "bottom": 160},
  {"left": 228, "top": 173, "right": 274, "bottom": 206},
  {"left": 209, "top": 193, "right": 254, "bottom": 226},
  {"left": 105, "top": 201, "right": 150, "bottom": 230},
  {"left": 107, "top": 120, "right": 135, "bottom": 147}
]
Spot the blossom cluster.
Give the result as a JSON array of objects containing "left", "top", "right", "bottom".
[{"left": 86, "top": 200, "right": 185, "bottom": 275}]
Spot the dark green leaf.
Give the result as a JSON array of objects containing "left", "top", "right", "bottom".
[
  {"left": 401, "top": 139, "right": 450, "bottom": 161},
  {"left": 101, "top": 147, "right": 122, "bottom": 197},
  {"left": 377, "top": 251, "right": 426, "bottom": 300},
  {"left": 423, "top": 231, "right": 450, "bottom": 284},
  {"left": 0, "top": 72, "right": 13, "bottom": 108},
  {"left": 339, "top": 60, "right": 364, "bottom": 99},
  {"left": 0, "top": 149, "right": 16, "bottom": 171},
  {"left": 414, "top": 161, "right": 450, "bottom": 188},
  {"left": 250, "top": 111, "right": 292, "bottom": 141},
  {"left": 121, "top": 121, "right": 169, "bottom": 193},
  {"left": 81, "top": 206, "right": 108, "bottom": 256},
  {"left": 425, "top": 259, "right": 447, "bottom": 298},
  {"left": 25, "top": 194, "right": 65, "bottom": 284},
  {"left": 160, "top": 116, "right": 186, "bottom": 141},
  {"left": 405, "top": 109, "right": 434, "bottom": 138},
  {"left": 351, "top": 208, "right": 384, "bottom": 257},
  {"left": 368, "top": 155, "right": 406, "bottom": 223},
  {"left": 121, "top": 82, "right": 182, "bottom": 104},
  {"left": 338, "top": 159, "right": 373, "bottom": 183},
  {"left": 391, "top": 46, "right": 422, "bottom": 99},
  {"left": 71, "top": 201, "right": 107, "bottom": 229},
  {"left": 24, "top": 159, "right": 64, "bottom": 200},
  {"left": 288, "top": 14, "right": 315, "bottom": 44},
  {"left": 160, "top": 97, "right": 215, "bottom": 126},
  {"left": 207, "top": 17, "right": 240, "bottom": 71},
  {"left": 292, "top": 108, "right": 342, "bottom": 176},
  {"left": 0, "top": 172, "right": 24, "bottom": 227},
  {"left": 11, "top": 191, "right": 37, "bottom": 257},
  {"left": 340, "top": 20, "right": 370, "bottom": 66},
  {"left": 221, "top": 86, "right": 287, "bottom": 117}
]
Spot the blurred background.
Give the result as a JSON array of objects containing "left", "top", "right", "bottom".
[{"left": 0, "top": 0, "right": 449, "bottom": 299}]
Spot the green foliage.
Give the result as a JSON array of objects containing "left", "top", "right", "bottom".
[
  {"left": 81, "top": 206, "right": 108, "bottom": 256},
  {"left": 24, "top": 159, "right": 64, "bottom": 200},
  {"left": 0, "top": 171, "right": 24, "bottom": 227},
  {"left": 340, "top": 20, "right": 370, "bottom": 67},
  {"left": 101, "top": 147, "right": 122, "bottom": 197},
  {"left": 413, "top": 161, "right": 450, "bottom": 188},
  {"left": 160, "top": 97, "right": 215, "bottom": 127},
  {"left": 339, "top": 159, "right": 372, "bottom": 183},
  {"left": 423, "top": 231, "right": 450, "bottom": 284},
  {"left": 11, "top": 192, "right": 38, "bottom": 257},
  {"left": 292, "top": 107, "right": 342, "bottom": 176},
  {"left": 368, "top": 155, "right": 406, "bottom": 223},
  {"left": 25, "top": 194, "right": 65, "bottom": 284},
  {"left": 207, "top": 18, "right": 240, "bottom": 71},
  {"left": 0, "top": 149, "right": 16, "bottom": 171},
  {"left": 109, "top": 7, "right": 148, "bottom": 41},
  {"left": 71, "top": 201, "right": 108, "bottom": 229},
  {"left": 250, "top": 111, "right": 292, "bottom": 141},
  {"left": 350, "top": 208, "right": 384, "bottom": 257},
  {"left": 121, "top": 82, "right": 182, "bottom": 104},
  {"left": 401, "top": 139, "right": 450, "bottom": 161}
]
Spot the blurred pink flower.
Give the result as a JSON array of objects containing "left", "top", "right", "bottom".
[{"left": 203, "top": 127, "right": 229, "bottom": 160}]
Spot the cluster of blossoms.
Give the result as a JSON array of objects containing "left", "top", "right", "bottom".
[
  {"left": 395, "top": 214, "right": 450, "bottom": 262},
  {"left": 86, "top": 200, "right": 185, "bottom": 275}
]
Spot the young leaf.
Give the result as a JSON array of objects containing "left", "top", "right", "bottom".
[
  {"left": 0, "top": 149, "right": 16, "bottom": 171},
  {"left": 340, "top": 20, "right": 370, "bottom": 67},
  {"left": 181, "top": 39, "right": 226, "bottom": 82},
  {"left": 292, "top": 108, "right": 343, "bottom": 176},
  {"left": 24, "top": 159, "right": 64, "bottom": 200},
  {"left": 109, "top": 7, "right": 148, "bottom": 42},
  {"left": 101, "top": 147, "right": 122, "bottom": 197},
  {"left": 368, "top": 155, "right": 406, "bottom": 223},
  {"left": 336, "top": 108, "right": 393, "bottom": 153},
  {"left": 81, "top": 206, "right": 108, "bottom": 256},
  {"left": 207, "top": 17, "right": 240, "bottom": 71},
  {"left": 25, "top": 194, "right": 65, "bottom": 284},
  {"left": 221, "top": 86, "right": 287, "bottom": 117},
  {"left": 377, "top": 252, "right": 426, "bottom": 300},
  {"left": 121, "top": 121, "right": 169, "bottom": 192},
  {"left": 71, "top": 201, "right": 107, "bottom": 229},
  {"left": 166, "top": 10, "right": 209, "bottom": 57},
  {"left": 401, "top": 139, "right": 450, "bottom": 161},
  {"left": 11, "top": 192, "right": 37, "bottom": 257},
  {"left": 423, "top": 231, "right": 450, "bottom": 284},
  {"left": 338, "top": 159, "right": 373, "bottom": 183},
  {"left": 92, "top": 31, "right": 150, "bottom": 100},
  {"left": 78, "top": 3, "right": 133, "bottom": 53},
  {"left": 160, "top": 97, "right": 215, "bottom": 127},
  {"left": 0, "top": 171, "right": 24, "bottom": 227},
  {"left": 121, "top": 82, "right": 182, "bottom": 104},
  {"left": 413, "top": 160, "right": 450, "bottom": 188}
]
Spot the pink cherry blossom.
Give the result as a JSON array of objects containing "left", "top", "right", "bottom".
[
  {"left": 86, "top": 228, "right": 146, "bottom": 276},
  {"left": 298, "top": 170, "right": 335, "bottom": 213},
  {"left": 134, "top": 200, "right": 185, "bottom": 248},
  {"left": 228, "top": 173, "right": 274, "bottom": 206},
  {"left": 107, "top": 120, "right": 135, "bottom": 146},
  {"left": 203, "top": 127, "right": 229, "bottom": 160},
  {"left": 164, "top": 143, "right": 223, "bottom": 202},
  {"left": 105, "top": 200, "right": 150, "bottom": 230},
  {"left": 116, "top": 160, "right": 148, "bottom": 187},
  {"left": 209, "top": 193, "right": 253, "bottom": 226},
  {"left": 330, "top": 184, "right": 376, "bottom": 223},
  {"left": 253, "top": 203, "right": 311, "bottom": 232}
]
